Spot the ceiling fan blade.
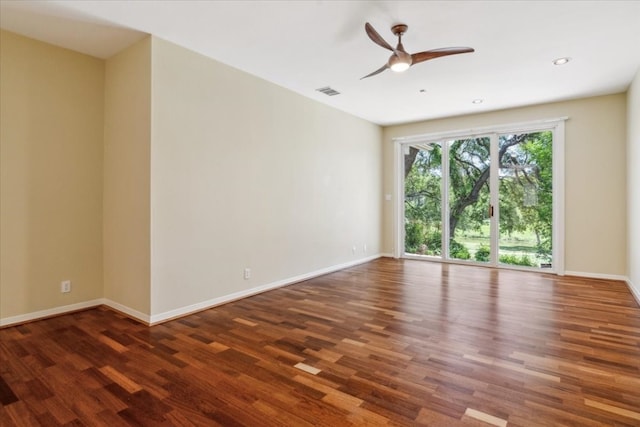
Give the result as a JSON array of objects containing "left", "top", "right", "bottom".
[
  {"left": 411, "top": 47, "right": 475, "bottom": 65},
  {"left": 360, "top": 64, "right": 389, "bottom": 79},
  {"left": 365, "top": 22, "right": 394, "bottom": 52}
]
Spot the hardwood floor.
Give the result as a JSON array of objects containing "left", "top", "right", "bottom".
[{"left": 1, "top": 258, "right": 639, "bottom": 426}]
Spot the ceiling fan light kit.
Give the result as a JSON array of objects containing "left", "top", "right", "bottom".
[
  {"left": 389, "top": 55, "right": 411, "bottom": 72},
  {"left": 362, "top": 22, "right": 474, "bottom": 79}
]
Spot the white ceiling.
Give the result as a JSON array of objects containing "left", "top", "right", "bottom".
[{"left": 2, "top": 0, "right": 639, "bottom": 126}]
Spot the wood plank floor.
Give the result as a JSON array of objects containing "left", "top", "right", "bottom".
[{"left": 1, "top": 258, "right": 639, "bottom": 426}]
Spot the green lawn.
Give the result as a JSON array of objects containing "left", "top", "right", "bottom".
[
  {"left": 406, "top": 224, "right": 551, "bottom": 268},
  {"left": 455, "top": 226, "right": 549, "bottom": 266}
]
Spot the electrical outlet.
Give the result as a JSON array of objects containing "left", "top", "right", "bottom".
[
  {"left": 244, "top": 268, "right": 251, "bottom": 280},
  {"left": 61, "top": 280, "right": 71, "bottom": 293},
  {"left": 352, "top": 246, "right": 357, "bottom": 254},
  {"left": 363, "top": 244, "right": 367, "bottom": 253}
]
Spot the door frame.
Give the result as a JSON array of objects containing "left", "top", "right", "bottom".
[{"left": 392, "top": 117, "right": 566, "bottom": 274}]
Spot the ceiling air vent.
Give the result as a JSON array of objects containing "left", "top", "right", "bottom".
[{"left": 316, "top": 86, "right": 340, "bottom": 96}]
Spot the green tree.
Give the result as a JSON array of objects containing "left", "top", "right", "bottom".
[
  {"left": 404, "top": 131, "right": 553, "bottom": 261},
  {"left": 404, "top": 146, "right": 442, "bottom": 253},
  {"left": 448, "top": 135, "right": 529, "bottom": 240},
  {"left": 519, "top": 132, "right": 553, "bottom": 257}
]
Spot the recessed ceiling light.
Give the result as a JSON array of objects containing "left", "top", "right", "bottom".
[
  {"left": 472, "top": 99, "right": 483, "bottom": 104},
  {"left": 552, "top": 57, "right": 571, "bottom": 65}
]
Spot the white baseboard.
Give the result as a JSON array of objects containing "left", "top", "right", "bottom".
[
  {"left": 626, "top": 278, "right": 640, "bottom": 307},
  {"left": 102, "top": 299, "right": 151, "bottom": 324},
  {"left": 0, "top": 299, "right": 104, "bottom": 327},
  {"left": 148, "top": 254, "right": 384, "bottom": 325},
  {"left": 564, "top": 271, "right": 628, "bottom": 282},
  {"left": 0, "top": 255, "right": 385, "bottom": 328},
  {"left": 564, "top": 270, "right": 640, "bottom": 308},
  {"left": 19, "top": 257, "right": 635, "bottom": 328}
]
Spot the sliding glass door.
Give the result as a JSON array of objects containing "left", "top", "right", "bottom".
[
  {"left": 447, "top": 137, "right": 492, "bottom": 263},
  {"left": 401, "top": 127, "right": 557, "bottom": 272},
  {"left": 497, "top": 131, "right": 553, "bottom": 269},
  {"left": 403, "top": 142, "right": 443, "bottom": 257}
]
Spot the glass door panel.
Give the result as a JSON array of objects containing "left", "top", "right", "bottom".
[
  {"left": 447, "top": 137, "right": 491, "bottom": 263},
  {"left": 498, "top": 132, "right": 553, "bottom": 268},
  {"left": 400, "top": 128, "right": 556, "bottom": 271},
  {"left": 403, "top": 142, "right": 442, "bottom": 257}
]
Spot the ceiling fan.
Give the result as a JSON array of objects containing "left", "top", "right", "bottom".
[{"left": 361, "top": 22, "right": 474, "bottom": 79}]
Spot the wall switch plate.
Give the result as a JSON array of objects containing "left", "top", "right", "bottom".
[{"left": 61, "top": 280, "right": 71, "bottom": 293}]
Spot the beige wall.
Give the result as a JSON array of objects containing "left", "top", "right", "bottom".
[
  {"left": 0, "top": 31, "right": 104, "bottom": 319},
  {"left": 628, "top": 68, "right": 640, "bottom": 299},
  {"left": 103, "top": 37, "right": 151, "bottom": 316},
  {"left": 150, "top": 37, "right": 382, "bottom": 316},
  {"left": 1, "top": 29, "right": 633, "bottom": 324},
  {"left": 382, "top": 94, "right": 628, "bottom": 277}
]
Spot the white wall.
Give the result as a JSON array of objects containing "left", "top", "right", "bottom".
[
  {"left": 382, "top": 94, "right": 628, "bottom": 278},
  {"left": 628, "top": 68, "right": 640, "bottom": 302},
  {"left": 150, "top": 38, "right": 382, "bottom": 318},
  {"left": 103, "top": 37, "right": 151, "bottom": 317}
]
